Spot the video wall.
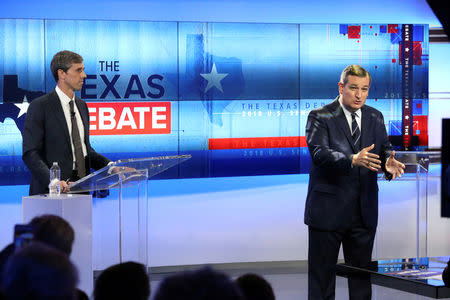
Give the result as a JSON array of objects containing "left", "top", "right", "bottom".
[{"left": 0, "top": 20, "right": 429, "bottom": 185}]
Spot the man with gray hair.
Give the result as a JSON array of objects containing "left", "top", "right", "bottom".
[{"left": 304, "top": 65, "right": 405, "bottom": 300}]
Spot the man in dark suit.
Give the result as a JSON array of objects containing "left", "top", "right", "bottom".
[
  {"left": 304, "top": 65, "right": 405, "bottom": 300},
  {"left": 22, "top": 50, "right": 110, "bottom": 195}
]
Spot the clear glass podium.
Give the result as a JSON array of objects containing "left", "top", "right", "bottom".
[
  {"left": 68, "top": 154, "right": 190, "bottom": 270},
  {"left": 375, "top": 151, "right": 440, "bottom": 262},
  {"left": 337, "top": 151, "right": 449, "bottom": 299}
]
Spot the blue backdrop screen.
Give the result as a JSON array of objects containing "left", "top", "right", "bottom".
[{"left": 0, "top": 19, "right": 429, "bottom": 185}]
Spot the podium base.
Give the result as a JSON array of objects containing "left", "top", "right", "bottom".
[{"left": 22, "top": 194, "right": 93, "bottom": 295}]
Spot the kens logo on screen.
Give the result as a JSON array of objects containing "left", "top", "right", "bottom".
[{"left": 87, "top": 102, "right": 171, "bottom": 135}]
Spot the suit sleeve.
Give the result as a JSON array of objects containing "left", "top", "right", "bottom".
[
  {"left": 306, "top": 109, "right": 352, "bottom": 174},
  {"left": 88, "top": 148, "right": 111, "bottom": 170},
  {"left": 22, "top": 100, "right": 50, "bottom": 187}
]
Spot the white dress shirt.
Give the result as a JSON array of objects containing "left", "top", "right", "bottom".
[
  {"left": 55, "top": 86, "right": 88, "bottom": 169},
  {"left": 338, "top": 97, "right": 362, "bottom": 134}
]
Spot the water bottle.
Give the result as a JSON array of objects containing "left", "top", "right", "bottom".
[{"left": 48, "top": 162, "right": 61, "bottom": 196}]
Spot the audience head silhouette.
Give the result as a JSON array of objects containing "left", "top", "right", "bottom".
[
  {"left": 1, "top": 242, "right": 78, "bottom": 300},
  {"left": 29, "top": 214, "right": 75, "bottom": 256},
  {"left": 153, "top": 266, "right": 243, "bottom": 300},
  {"left": 94, "top": 261, "right": 150, "bottom": 300},
  {"left": 0, "top": 215, "right": 75, "bottom": 287},
  {"left": 236, "top": 273, "right": 276, "bottom": 300}
]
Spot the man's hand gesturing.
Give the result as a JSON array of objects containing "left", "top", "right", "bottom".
[
  {"left": 352, "top": 144, "right": 382, "bottom": 171},
  {"left": 385, "top": 150, "right": 405, "bottom": 179}
]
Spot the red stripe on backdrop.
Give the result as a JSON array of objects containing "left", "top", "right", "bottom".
[{"left": 208, "top": 136, "right": 307, "bottom": 150}]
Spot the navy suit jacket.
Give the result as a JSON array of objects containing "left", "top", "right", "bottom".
[
  {"left": 22, "top": 90, "right": 110, "bottom": 195},
  {"left": 304, "top": 97, "right": 392, "bottom": 231}
]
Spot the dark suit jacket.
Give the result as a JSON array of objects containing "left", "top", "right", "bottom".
[
  {"left": 304, "top": 97, "right": 392, "bottom": 231},
  {"left": 22, "top": 90, "right": 110, "bottom": 195}
]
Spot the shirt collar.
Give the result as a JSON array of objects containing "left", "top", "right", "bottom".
[
  {"left": 338, "top": 96, "right": 361, "bottom": 119},
  {"left": 55, "top": 85, "right": 75, "bottom": 105}
]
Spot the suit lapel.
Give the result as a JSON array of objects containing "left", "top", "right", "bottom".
[
  {"left": 329, "top": 98, "right": 358, "bottom": 153},
  {"left": 360, "top": 105, "right": 370, "bottom": 149},
  {"left": 48, "top": 90, "right": 71, "bottom": 147}
]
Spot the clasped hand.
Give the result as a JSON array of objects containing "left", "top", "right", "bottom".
[{"left": 59, "top": 180, "right": 71, "bottom": 193}]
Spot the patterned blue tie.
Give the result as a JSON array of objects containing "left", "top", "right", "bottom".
[{"left": 351, "top": 113, "right": 361, "bottom": 150}]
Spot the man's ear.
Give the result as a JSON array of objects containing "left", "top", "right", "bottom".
[
  {"left": 338, "top": 82, "right": 344, "bottom": 95},
  {"left": 57, "top": 69, "right": 65, "bottom": 81}
]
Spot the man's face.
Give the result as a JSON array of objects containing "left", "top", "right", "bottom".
[
  {"left": 339, "top": 75, "right": 370, "bottom": 112},
  {"left": 59, "top": 62, "right": 86, "bottom": 91}
]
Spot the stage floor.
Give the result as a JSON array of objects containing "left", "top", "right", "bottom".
[{"left": 145, "top": 261, "right": 445, "bottom": 300}]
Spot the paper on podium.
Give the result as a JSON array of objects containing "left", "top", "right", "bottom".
[{"left": 69, "top": 154, "right": 191, "bottom": 193}]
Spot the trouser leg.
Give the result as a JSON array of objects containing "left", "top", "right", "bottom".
[
  {"left": 342, "top": 222, "right": 376, "bottom": 300},
  {"left": 308, "top": 226, "right": 343, "bottom": 300}
]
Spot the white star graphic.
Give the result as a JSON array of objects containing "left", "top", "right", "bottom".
[
  {"left": 405, "top": 48, "right": 410, "bottom": 52},
  {"left": 200, "top": 63, "right": 228, "bottom": 93},
  {"left": 405, "top": 115, "right": 410, "bottom": 120},
  {"left": 15, "top": 95, "right": 30, "bottom": 118}
]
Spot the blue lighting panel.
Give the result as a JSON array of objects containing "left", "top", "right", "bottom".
[
  {"left": 44, "top": 20, "right": 179, "bottom": 101},
  {"left": 178, "top": 23, "right": 301, "bottom": 177},
  {"left": 0, "top": 19, "right": 45, "bottom": 101},
  {"left": 179, "top": 22, "right": 299, "bottom": 100},
  {"left": 0, "top": 19, "right": 429, "bottom": 185},
  {"left": 0, "top": 19, "right": 45, "bottom": 185},
  {"left": 299, "top": 24, "right": 428, "bottom": 100},
  {"left": 178, "top": 99, "right": 303, "bottom": 177}
]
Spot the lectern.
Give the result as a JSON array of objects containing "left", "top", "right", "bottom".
[
  {"left": 22, "top": 193, "right": 93, "bottom": 294},
  {"left": 22, "top": 154, "right": 190, "bottom": 294},
  {"left": 375, "top": 151, "right": 439, "bottom": 261},
  {"left": 337, "top": 151, "right": 450, "bottom": 298}
]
